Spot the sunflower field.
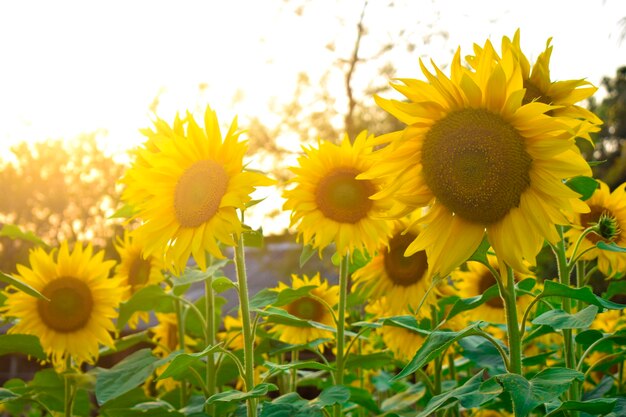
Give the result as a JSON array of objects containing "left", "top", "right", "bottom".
[{"left": 2, "top": 30, "right": 626, "bottom": 417}]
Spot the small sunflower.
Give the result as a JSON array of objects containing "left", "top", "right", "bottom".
[
  {"left": 363, "top": 34, "right": 592, "bottom": 276},
  {"left": 2, "top": 241, "right": 123, "bottom": 369},
  {"left": 591, "top": 309, "right": 626, "bottom": 333},
  {"left": 283, "top": 131, "right": 393, "bottom": 256},
  {"left": 113, "top": 231, "right": 166, "bottom": 329},
  {"left": 352, "top": 219, "right": 434, "bottom": 315},
  {"left": 268, "top": 274, "right": 339, "bottom": 349},
  {"left": 566, "top": 181, "right": 626, "bottom": 277},
  {"left": 121, "top": 106, "right": 273, "bottom": 274}
]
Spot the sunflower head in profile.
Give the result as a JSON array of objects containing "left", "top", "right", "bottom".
[
  {"left": 283, "top": 131, "right": 393, "bottom": 256},
  {"left": 113, "top": 231, "right": 165, "bottom": 329},
  {"left": 121, "top": 106, "right": 274, "bottom": 274},
  {"left": 268, "top": 274, "right": 339, "bottom": 350},
  {"left": 352, "top": 219, "right": 434, "bottom": 315},
  {"left": 566, "top": 181, "right": 626, "bottom": 277},
  {"left": 362, "top": 34, "right": 593, "bottom": 276},
  {"left": 2, "top": 241, "right": 123, "bottom": 369}
]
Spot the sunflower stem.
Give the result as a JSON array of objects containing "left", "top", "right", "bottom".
[
  {"left": 204, "top": 274, "right": 216, "bottom": 416},
  {"left": 174, "top": 298, "right": 189, "bottom": 405},
  {"left": 234, "top": 233, "right": 257, "bottom": 417},
  {"left": 64, "top": 359, "right": 76, "bottom": 417},
  {"left": 290, "top": 349, "right": 299, "bottom": 392},
  {"left": 501, "top": 264, "right": 522, "bottom": 375},
  {"left": 333, "top": 254, "right": 350, "bottom": 417}
]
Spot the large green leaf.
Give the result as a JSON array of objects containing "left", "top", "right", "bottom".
[
  {"left": 250, "top": 288, "right": 279, "bottom": 310},
  {"left": 311, "top": 385, "right": 350, "bottom": 408},
  {"left": 345, "top": 352, "right": 394, "bottom": 371},
  {"left": 263, "top": 360, "right": 333, "bottom": 377},
  {"left": 532, "top": 305, "right": 599, "bottom": 330},
  {"left": 0, "top": 224, "right": 48, "bottom": 247},
  {"left": 447, "top": 285, "right": 500, "bottom": 319},
  {"left": 496, "top": 367, "right": 584, "bottom": 417},
  {"left": 117, "top": 285, "right": 174, "bottom": 330},
  {"left": 0, "top": 334, "right": 46, "bottom": 360},
  {"left": 171, "top": 260, "right": 229, "bottom": 288},
  {"left": 459, "top": 336, "right": 507, "bottom": 375},
  {"left": 273, "top": 285, "right": 318, "bottom": 307},
  {"left": 394, "top": 323, "right": 483, "bottom": 380},
  {"left": 565, "top": 176, "right": 598, "bottom": 200},
  {"left": 0, "top": 388, "right": 18, "bottom": 403},
  {"left": 157, "top": 344, "right": 222, "bottom": 380},
  {"left": 544, "top": 398, "right": 616, "bottom": 417},
  {"left": 541, "top": 280, "right": 626, "bottom": 311},
  {"left": 597, "top": 241, "right": 626, "bottom": 253},
  {"left": 0, "top": 272, "right": 48, "bottom": 300},
  {"left": 347, "top": 387, "right": 381, "bottom": 414},
  {"left": 206, "top": 383, "right": 278, "bottom": 405}
]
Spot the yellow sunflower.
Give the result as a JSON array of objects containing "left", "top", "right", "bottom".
[
  {"left": 352, "top": 219, "right": 434, "bottom": 315},
  {"left": 283, "top": 131, "right": 393, "bottom": 256},
  {"left": 268, "top": 274, "right": 339, "bottom": 349},
  {"left": 452, "top": 255, "right": 533, "bottom": 326},
  {"left": 591, "top": 309, "right": 626, "bottom": 333},
  {"left": 113, "top": 231, "right": 166, "bottom": 329},
  {"left": 566, "top": 181, "right": 626, "bottom": 277},
  {"left": 121, "top": 106, "right": 273, "bottom": 274},
  {"left": 363, "top": 35, "right": 592, "bottom": 276},
  {"left": 2, "top": 241, "right": 123, "bottom": 369}
]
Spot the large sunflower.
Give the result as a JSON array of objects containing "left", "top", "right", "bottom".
[
  {"left": 121, "top": 106, "right": 273, "bottom": 274},
  {"left": 268, "top": 274, "right": 339, "bottom": 349},
  {"left": 352, "top": 219, "right": 434, "bottom": 315},
  {"left": 2, "top": 242, "right": 123, "bottom": 369},
  {"left": 283, "top": 131, "right": 393, "bottom": 256},
  {"left": 363, "top": 35, "right": 592, "bottom": 276},
  {"left": 113, "top": 231, "right": 166, "bottom": 329},
  {"left": 566, "top": 181, "right": 626, "bottom": 277}
]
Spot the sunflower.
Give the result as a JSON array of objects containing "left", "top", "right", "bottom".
[
  {"left": 362, "top": 35, "right": 592, "bottom": 276},
  {"left": 121, "top": 106, "right": 274, "bottom": 274},
  {"left": 452, "top": 256, "right": 533, "bottom": 326},
  {"left": 113, "top": 231, "right": 165, "bottom": 329},
  {"left": 352, "top": 219, "right": 434, "bottom": 315},
  {"left": 2, "top": 241, "right": 123, "bottom": 369},
  {"left": 268, "top": 274, "right": 339, "bottom": 349},
  {"left": 566, "top": 181, "right": 626, "bottom": 277},
  {"left": 283, "top": 131, "right": 393, "bottom": 256}
]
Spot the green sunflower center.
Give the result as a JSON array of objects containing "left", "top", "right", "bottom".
[
  {"left": 478, "top": 271, "right": 503, "bottom": 309},
  {"left": 314, "top": 167, "right": 375, "bottom": 223},
  {"left": 128, "top": 254, "right": 152, "bottom": 289},
  {"left": 580, "top": 205, "right": 620, "bottom": 244},
  {"left": 38, "top": 277, "right": 94, "bottom": 333},
  {"left": 522, "top": 80, "right": 552, "bottom": 105},
  {"left": 421, "top": 108, "right": 532, "bottom": 224},
  {"left": 174, "top": 160, "right": 229, "bottom": 228},
  {"left": 383, "top": 232, "right": 428, "bottom": 287},
  {"left": 287, "top": 296, "right": 325, "bottom": 322}
]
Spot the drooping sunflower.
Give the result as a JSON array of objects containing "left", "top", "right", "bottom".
[
  {"left": 363, "top": 35, "right": 592, "bottom": 276},
  {"left": 352, "top": 219, "right": 434, "bottom": 315},
  {"left": 113, "top": 231, "right": 166, "bottom": 329},
  {"left": 2, "top": 241, "right": 123, "bottom": 369},
  {"left": 268, "top": 274, "right": 339, "bottom": 349},
  {"left": 566, "top": 181, "right": 626, "bottom": 277},
  {"left": 283, "top": 131, "right": 393, "bottom": 256},
  {"left": 121, "top": 106, "right": 274, "bottom": 274}
]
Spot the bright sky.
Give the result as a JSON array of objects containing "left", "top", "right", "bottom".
[{"left": 0, "top": 0, "right": 625, "bottom": 232}]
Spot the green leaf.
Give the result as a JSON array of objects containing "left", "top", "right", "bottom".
[
  {"left": 496, "top": 367, "right": 584, "bottom": 417},
  {"left": 117, "top": 285, "right": 174, "bottom": 330},
  {"left": 243, "top": 226, "right": 264, "bottom": 248},
  {"left": 394, "top": 323, "right": 483, "bottom": 380},
  {"left": 171, "top": 260, "right": 230, "bottom": 288},
  {"left": 544, "top": 398, "right": 617, "bottom": 417},
  {"left": 206, "top": 383, "right": 278, "bottom": 405},
  {"left": 541, "top": 280, "right": 626, "bottom": 311},
  {"left": 0, "top": 224, "right": 48, "bottom": 247},
  {"left": 597, "top": 241, "right": 626, "bottom": 253},
  {"left": 381, "top": 315, "right": 428, "bottom": 335},
  {"left": 381, "top": 383, "right": 426, "bottom": 412},
  {"left": 467, "top": 235, "right": 490, "bottom": 263},
  {"left": 575, "top": 329, "right": 604, "bottom": 347},
  {"left": 312, "top": 385, "right": 350, "bottom": 408},
  {"left": 299, "top": 244, "right": 317, "bottom": 267},
  {"left": 109, "top": 204, "right": 137, "bottom": 219},
  {"left": 565, "top": 176, "right": 598, "bottom": 200},
  {"left": 212, "top": 276, "right": 237, "bottom": 293},
  {"left": 347, "top": 387, "right": 381, "bottom": 414},
  {"left": 447, "top": 285, "right": 500, "bottom": 319},
  {"left": 331, "top": 249, "right": 370, "bottom": 274},
  {"left": 264, "top": 360, "right": 333, "bottom": 376},
  {"left": 0, "top": 387, "right": 18, "bottom": 403},
  {"left": 95, "top": 348, "right": 164, "bottom": 405},
  {"left": 0, "top": 334, "right": 46, "bottom": 360},
  {"left": 157, "top": 344, "right": 222, "bottom": 380},
  {"left": 100, "top": 331, "right": 151, "bottom": 357},
  {"left": 0, "top": 272, "right": 49, "bottom": 301},
  {"left": 459, "top": 336, "right": 507, "bottom": 375},
  {"left": 273, "top": 285, "right": 318, "bottom": 307},
  {"left": 250, "top": 288, "right": 279, "bottom": 310},
  {"left": 345, "top": 352, "right": 394, "bottom": 371},
  {"left": 588, "top": 159, "right": 607, "bottom": 167},
  {"left": 417, "top": 371, "right": 502, "bottom": 417},
  {"left": 532, "top": 305, "right": 599, "bottom": 330},
  {"left": 258, "top": 307, "right": 354, "bottom": 336}
]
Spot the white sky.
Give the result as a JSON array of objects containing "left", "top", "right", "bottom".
[{"left": 0, "top": 0, "right": 624, "bottom": 232}]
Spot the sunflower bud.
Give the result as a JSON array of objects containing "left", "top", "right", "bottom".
[{"left": 596, "top": 211, "right": 621, "bottom": 242}]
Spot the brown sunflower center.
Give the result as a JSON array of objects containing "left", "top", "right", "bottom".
[
  {"left": 478, "top": 271, "right": 503, "bottom": 309},
  {"left": 128, "top": 254, "right": 152, "bottom": 290},
  {"left": 37, "top": 277, "right": 94, "bottom": 333},
  {"left": 421, "top": 108, "right": 532, "bottom": 225},
  {"left": 383, "top": 232, "right": 428, "bottom": 287},
  {"left": 165, "top": 322, "right": 180, "bottom": 352},
  {"left": 286, "top": 296, "right": 325, "bottom": 322},
  {"left": 174, "top": 160, "right": 229, "bottom": 228},
  {"left": 522, "top": 80, "right": 552, "bottom": 105},
  {"left": 314, "top": 167, "right": 375, "bottom": 223},
  {"left": 580, "top": 205, "right": 619, "bottom": 244}
]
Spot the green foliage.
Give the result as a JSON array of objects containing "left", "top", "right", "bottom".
[
  {"left": 0, "top": 271, "right": 48, "bottom": 300},
  {"left": 565, "top": 176, "right": 599, "bottom": 200},
  {"left": 0, "top": 334, "right": 46, "bottom": 360},
  {"left": 532, "top": 305, "right": 599, "bottom": 330}
]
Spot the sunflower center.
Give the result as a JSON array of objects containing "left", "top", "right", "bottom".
[
  {"left": 314, "top": 167, "right": 375, "bottom": 224},
  {"left": 286, "top": 296, "right": 325, "bottom": 322},
  {"left": 166, "top": 323, "right": 180, "bottom": 351},
  {"left": 37, "top": 277, "right": 94, "bottom": 333},
  {"left": 478, "top": 271, "right": 503, "bottom": 309},
  {"left": 383, "top": 233, "right": 428, "bottom": 287},
  {"left": 522, "top": 80, "right": 552, "bottom": 105},
  {"left": 421, "top": 108, "right": 532, "bottom": 224},
  {"left": 174, "top": 160, "right": 229, "bottom": 228},
  {"left": 580, "top": 205, "right": 619, "bottom": 244},
  {"left": 128, "top": 255, "right": 152, "bottom": 290}
]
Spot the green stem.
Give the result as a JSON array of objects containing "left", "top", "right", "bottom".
[
  {"left": 64, "top": 360, "right": 75, "bottom": 417},
  {"left": 333, "top": 255, "right": 350, "bottom": 417},
  {"left": 291, "top": 349, "right": 299, "bottom": 392},
  {"left": 175, "top": 298, "right": 188, "bottom": 405},
  {"left": 501, "top": 264, "right": 522, "bottom": 374},
  {"left": 234, "top": 234, "right": 257, "bottom": 417},
  {"left": 205, "top": 276, "right": 217, "bottom": 416}
]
